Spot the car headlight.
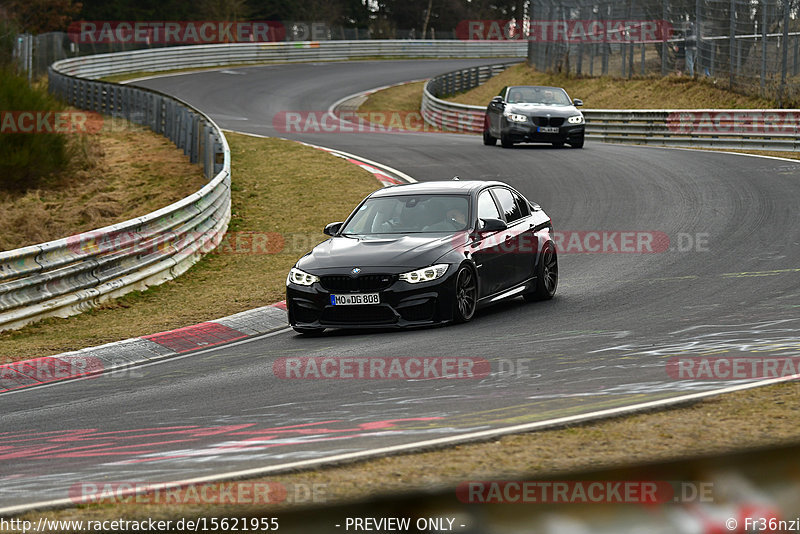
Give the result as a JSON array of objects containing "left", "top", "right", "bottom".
[
  {"left": 504, "top": 113, "right": 528, "bottom": 123},
  {"left": 567, "top": 114, "right": 584, "bottom": 124},
  {"left": 399, "top": 264, "right": 449, "bottom": 284},
  {"left": 288, "top": 267, "right": 319, "bottom": 286}
]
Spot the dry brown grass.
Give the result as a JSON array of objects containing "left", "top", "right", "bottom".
[
  {"left": 360, "top": 81, "right": 427, "bottom": 113},
  {"left": 0, "top": 118, "right": 206, "bottom": 251},
  {"left": 447, "top": 63, "right": 776, "bottom": 109}
]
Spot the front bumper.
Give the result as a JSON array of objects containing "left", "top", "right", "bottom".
[
  {"left": 287, "top": 267, "right": 460, "bottom": 329},
  {"left": 502, "top": 120, "right": 584, "bottom": 144}
]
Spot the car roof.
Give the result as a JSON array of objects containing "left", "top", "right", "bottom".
[
  {"left": 508, "top": 85, "right": 567, "bottom": 92},
  {"left": 370, "top": 180, "right": 509, "bottom": 197}
]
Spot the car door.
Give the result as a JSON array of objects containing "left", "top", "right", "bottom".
[
  {"left": 508, "top": 188, "right": 539, "bottom": 280},
  {"left": 469, "top": 189, "right": 507, "bottom": 298},
  {"left": 487, "top": 88, "right": 507, "bottom": 135},
  {"left": 490, "top": 187, "right": 530, "bottom": 288}
]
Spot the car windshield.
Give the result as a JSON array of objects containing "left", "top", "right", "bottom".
[
  {"left": 341, "top": 194, "right": 471, "bottom": 235},
  {"left": 507, "top": 87, "right": 571, "bottom": 106}
]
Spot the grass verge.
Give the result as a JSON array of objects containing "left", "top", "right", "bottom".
[{"left": 0, "top": 132, "right": 377, "bottom": 363}]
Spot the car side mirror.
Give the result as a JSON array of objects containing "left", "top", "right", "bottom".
[
  {"left": 491, "top": 96, "right": 504, "bottom": 106},
  {"left": 323, "top": 222, "right": 343, "bottom": 236},
  {"left": 479, "top": 218, "right": 507, "bottom": 233},
  {"left": 573, "top": 99, "right": 583, "bottom": 107}
]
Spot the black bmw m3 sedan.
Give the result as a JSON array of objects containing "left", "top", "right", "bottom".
[{"left": 286, "top": 180, "right": 558, "bottom": 334}]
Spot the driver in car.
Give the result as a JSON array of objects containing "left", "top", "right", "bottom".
[
  {"left": 422, "top": 207, "right": 468, "bottom": 231},
  {"left": 508, "top": 90, "right": 523, "bottom": 103}
]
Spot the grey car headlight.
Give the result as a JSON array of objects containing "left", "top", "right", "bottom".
[
  {"left": 288, "top": 267, "right": 320, "bottom": 286},
  {"left": 567, "top": 114, "right": 585, "bottom": 124},
  {"left": 504, "top": 113, "right": 528, "bottom": 123},
  {"left": 399, "top": 264, "right": 449, "bottom": 284}
]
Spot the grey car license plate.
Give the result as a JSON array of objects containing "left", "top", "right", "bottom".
[
  {"left": 331, "top": 293, "right": 380, "bottom": 305},
  {"left": 538, "top": 126, "right": 559, "bottom": 133}
]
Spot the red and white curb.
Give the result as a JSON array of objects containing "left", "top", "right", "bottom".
[
  {"left": 300, "top": 142, "right": 415, "bottom": 186},
  {"left": 0, "top": 303, "right": 289, "bottom": 393}
]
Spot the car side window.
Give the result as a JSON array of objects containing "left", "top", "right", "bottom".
[
  {"left": 493, "top": 188, "right": 522, "bottom": 224},
  {"left": 477, "top": 190, "right": 501, "bottom": 229},
  {"left": 512, "top": 191, "right": 530, "bottom": 218}
]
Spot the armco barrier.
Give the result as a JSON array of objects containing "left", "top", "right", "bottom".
[
  {"left": 52, "top": 41, "right": 527, "bottom": 80},
  {"left": 0, "top": 64, "right": 231, "bottom": 332},
  {"left": 0, "top": 41, "right": 525, "bottom": 332},
  {"left": 422, "top": 65, "right": 800, "bottom": 151}
]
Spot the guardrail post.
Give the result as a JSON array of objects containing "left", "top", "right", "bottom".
[
  {"left": 165, "top": 100, "right": 174, "bottom": 143},
  {"left": 213, "top": 137, "right": 224, "bottom": 176},
  {"left": 93, "top": 83, "right": 100, "bottom": 112},
  {"left": 180, "top": 108, "right": 189, "bottom": 155}
]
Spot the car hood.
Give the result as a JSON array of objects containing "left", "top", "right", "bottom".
[
  {"left": 296, "top": 233, "right": 468, "bottom": 273},
  {"left": 507, "top": 103, "right": 580, "bottom": 117}
]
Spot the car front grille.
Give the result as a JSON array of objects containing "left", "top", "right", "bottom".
[
  {"left": 320, "top": 274, "right": 394, "bottom": 293},
  {"left": 321, "top": 305, "right": 397, "bottom": 325},
  {"left": 532, "top": 116, "right": 565, "bottom": 127}
]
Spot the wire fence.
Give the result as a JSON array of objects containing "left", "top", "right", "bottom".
[{"left": 523, "top": 0, "right": 799, "bottom": 105}]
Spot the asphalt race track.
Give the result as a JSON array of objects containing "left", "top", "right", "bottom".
[{"left": 2, "top": 59, "right": 800, "bottom": 511}]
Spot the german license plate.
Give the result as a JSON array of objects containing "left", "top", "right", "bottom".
[
  {"left": 538, "top": 126, "right": 559, "bottom": 133},
  {"left": 330, "top": 293, "right": 380, "bottom": 305}
]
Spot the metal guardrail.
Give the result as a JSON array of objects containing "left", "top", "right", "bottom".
[
  {"left": 0, "top": 60, "right": 232, "bottom": 332},
  {"left": 421, "top": 66, "right": 800, "bottom": 151},
  {"left": 55, "top": 41, "right": 528, "bottom": 80}
]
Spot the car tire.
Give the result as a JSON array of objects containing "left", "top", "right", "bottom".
[
  {"left": 453, "top": 265, "right": 477, "bottom": 323},
  {"left": 500, "top": 133, "right": 514, "bottom": 148},
  {"left": 524, "top": 241, "right": 558, "bottom": 302},
  {"left": 293, "top": 327, "right": 325, "bottom": 336},
  {"left": 570, "top": 135, "right": 585, "bottom": 149},
  {"left": 483, "top": 129, "right": 497, "bottom": 146}
]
